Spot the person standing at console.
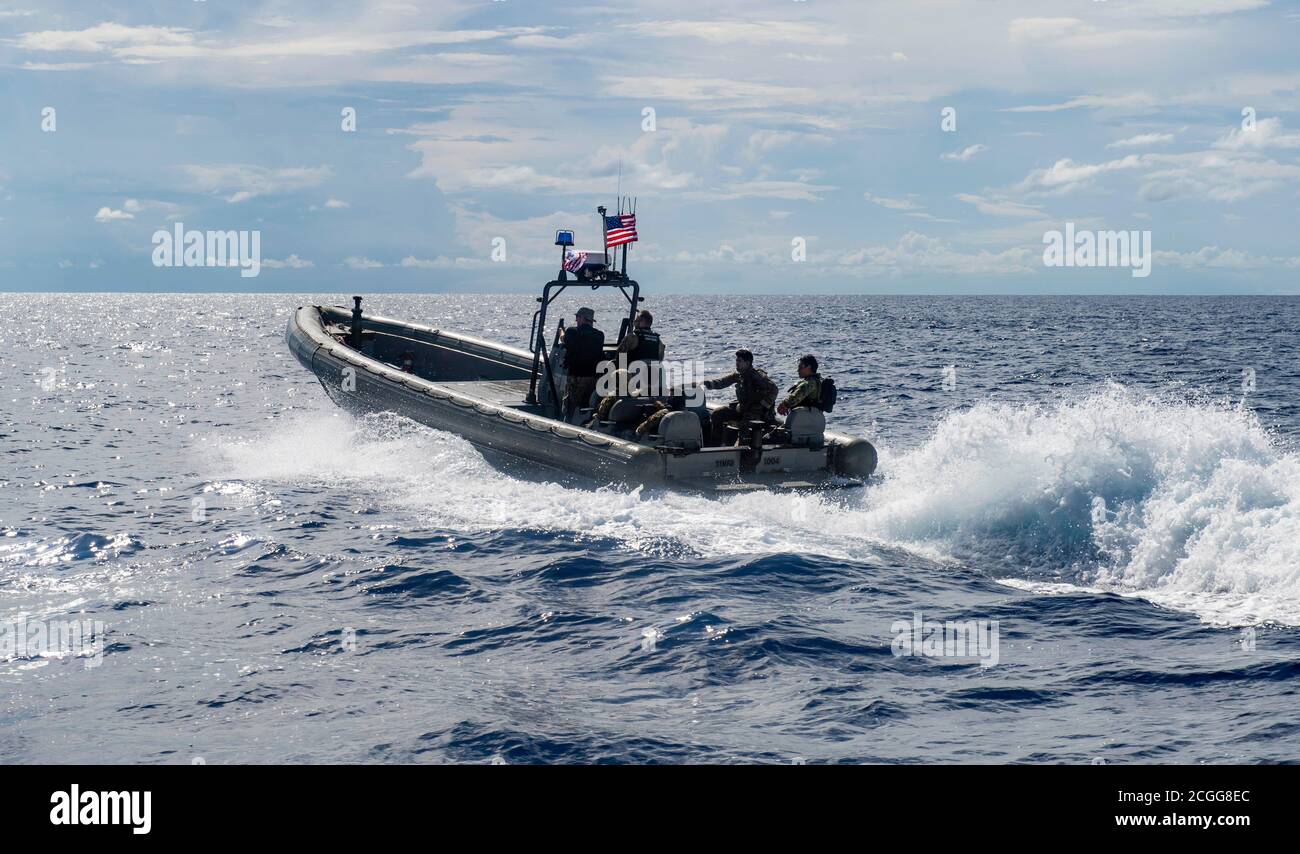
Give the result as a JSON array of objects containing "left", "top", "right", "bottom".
[
  {"left": 617, "top": 310, "right": 664, "bottom": 395},
  {"left": 562, "top": 307, "right": 605, "bottom": 421}
]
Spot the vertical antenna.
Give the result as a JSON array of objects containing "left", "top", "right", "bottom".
[
  {"left": 625, "top": 196, "right": 635, "bottom": 275},
  {"left": 598, "top": 205, "right": 608, "bottom": 267}
]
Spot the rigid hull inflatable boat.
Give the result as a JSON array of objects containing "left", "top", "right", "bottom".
[{"left": 286, "top": 233, "right": 876, "bottom": 493}]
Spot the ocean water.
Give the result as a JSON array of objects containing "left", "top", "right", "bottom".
[{"left": 3, "top": 292, "right": 1299, "bottom": 764}]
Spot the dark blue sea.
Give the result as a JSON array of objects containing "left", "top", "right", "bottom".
[{"left": 3, "top": 293, "right": 1299, "bottom": 764}]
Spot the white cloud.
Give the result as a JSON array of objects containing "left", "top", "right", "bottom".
[
  {"left": 1108, "top": 132, "right": 1175, "bottom": 149},
  {"left": 444, "top": 205, "right": 600, "bottom": 264},
  {"left": 402, "top": 103, "right": 592, "bottom": 193},
  {"left": 1120, "top": 0, "right": 1269, "bottom": 17},
  {"left": 1138, "top": 151, "right": 1300, "bottom": 202},
  {"left": 942, "top": 144, "right": 986, "bottom": 162},
  {"left": 954, "top": 193, "right": 1042, "bottom": 218},
  {"left": 693, "top": 179, "right": 833, "bottom": 202},
  {"left": 1012, "top": 145, "right": 1300, "bottom": 203},
  {"left": 1007, "top": 17, "right": 1184, "bottom": 51},
  {"left": 837, "top": 232, "right": 1037, "bottom": 277},
  {"left": 262, "top": 255, "right": 315, "bottom": 269},
  {"left": 600, "top": 76, "right": 819, "bottom": 109},
  {"left": 397, "top": 255, "right": 505, "bottom": 269},
  {"left": 1016, "top": 155, "right": 1143, "bottom": 194},
  {"left": 94, "top": 206, "right": 134, "bottom": 222},
  {"left": 343, "top": 256, "right": 384, "bottom": 269},
  {"left": 14, "top": 23, "right": 193, "bottom": 53},
  {"left": 508, "top": 33, "right": 598, "bottom": 50},
  {"left": 125, "top": 29, "right": 528, "bottom": 61},
  {"left": 254, "top": 16, "right": 296, "bottom": 30},
  {"left": 864, "top": 192, "right": 922, "bottom": 211},
  {"left": 14, "top": 21, "right": 527, "bottom": 62},
  {"left": 21, "top": 62, "right": 97, "bottom": 72},
  {"left": 1008, "top": 17, "right": 1088, "bottom": 44},
  {"left": 181, "top": 164, "right": 332, "bottom": 202},
  {"left": 400, "top": 256, "right": 442, "bottom": 268},
  {"left": 621, "top": 21, "right": 849, "bottom": 46},
  {"left": 1214, "top": 117, "right": 1300, "bottom": 150},
  {"left": 405, "top": 109, "right": 741, "bottom": 198},
  {"left": 1001, "top": 93, "right": 1160, "bottom": 114},
  {"left": 746, "top": 129, "right": 831, "bottom": 154},
  {"left": 1156, "top": 246, "right": 1300, "bottom": 270},
  {"left": 111, "top": 197, "right": 183, "bottom": 221},
  {"left": 324, "top": 198, "right": 349, "bottom": 209},
  {"left": 904, "top": 212, "right": 960, "bottom": 223}
]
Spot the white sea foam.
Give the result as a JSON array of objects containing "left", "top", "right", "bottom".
[
  {"left": 203, "top": 409, "right": 841, "bottom": 559},
  {"left": 206, "top": 385, "right": 1300, "bottom": 626},
  {"left": 857, "top": 384, "right": 1300, "bottom": 626}
]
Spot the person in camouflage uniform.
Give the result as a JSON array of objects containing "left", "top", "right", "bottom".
[
  {"left": 584, "top": 367, "right": 667, "bottom": 440},
  {"left": 633, "top": 400, "right": 672, "bottom": 440},
  {"left": 701, "top": 349, "right": 778, "bottom": 442},
  {"left": 777, "top": 354, "right": 821, "bottom": 416},
  {"left": 587, "top": 369, "right": 644, "bottom": 428}
]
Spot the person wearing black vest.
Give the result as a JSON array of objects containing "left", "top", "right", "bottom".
[
  {"left": 562, "top": 307, "right": 605, "bottom": 420},
  {"left": 618, "top": 309, "right": 664, "bottom": 363},
  {"left": 617, "top": 310, "right": 664, "bottom": 397}
]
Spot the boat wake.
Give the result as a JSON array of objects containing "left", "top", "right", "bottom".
[
  {"left": 205, "top": 384, "right": 1300, "bottom": 626},
  {"left": 861, "top": 384, "right": 1300, "bottom": 627}
]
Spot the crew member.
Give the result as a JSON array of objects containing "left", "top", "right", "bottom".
[
  {"left": 562, "top": 307, "right": 605, "bottom": 421},
  {"left": 702, "top": 349, "right": 778, "bottom": 443},
  {"left": 618, "top": 310, "right": 663, "bottom": 363},
  {"left": 588, "top": 369, "right": 642, "bottom": 428},
  {"left": 616, "top": 309, "right": 663, "bottom": 397},
  {"left": 777, "top": 355, "right": 822, "bottom": 417}
]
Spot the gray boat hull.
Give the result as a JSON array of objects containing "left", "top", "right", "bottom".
[{"left": 286, "top": 304, "right": 876, "bottom": 491}]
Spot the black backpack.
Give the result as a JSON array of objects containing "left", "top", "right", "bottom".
[{"left": 817, "top": 377, "right": 837, "bottom": 413}]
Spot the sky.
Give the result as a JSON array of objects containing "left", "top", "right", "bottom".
[{"left": 1, "top": 0, "right": 1299, "bottom": 293}]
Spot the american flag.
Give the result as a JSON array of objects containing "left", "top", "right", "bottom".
[
  {"left": 562, "top": 249, "right": 588, "bottom": 272},
  {"left": 604, "top": 214, "right": 638, "bottom": 248}
]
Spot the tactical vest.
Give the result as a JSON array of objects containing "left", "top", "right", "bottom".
[
  {"left": 563, "top": 324, "right": 604, "bottom": 376},
  {"left": 804, "top": 374, "right": 823, "bottom": 406},
  {"left": 628, "top": 329, "right": 661, "bottom": 363},
  {"left": 737, "top": 369, "right": 776, "bottom": 407},
  {"left": 789, "top": 374, "right": 822, "bottom": 408}
]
